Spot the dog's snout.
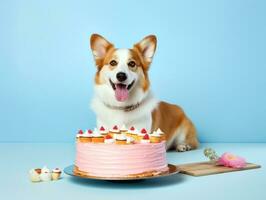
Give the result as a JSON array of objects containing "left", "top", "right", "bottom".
[{"left": 116, "top": 72, "right": 127, "bottom": 82}]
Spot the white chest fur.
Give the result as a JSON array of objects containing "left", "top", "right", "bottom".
[{"left": 91, "top": 92, "right": 158, "bottom": 131}]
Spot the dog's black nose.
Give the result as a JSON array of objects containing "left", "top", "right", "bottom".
[{"left": 116, "top": 72, "right": 127, "bottom": 82}]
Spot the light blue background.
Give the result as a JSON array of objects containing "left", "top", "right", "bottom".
[{"left": 1, "top": 0, "right": 266, "bottom": 142}]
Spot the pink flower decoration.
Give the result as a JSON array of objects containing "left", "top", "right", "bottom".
[{"left": 218, "top": 152, "right": 246, "bottom": 168}]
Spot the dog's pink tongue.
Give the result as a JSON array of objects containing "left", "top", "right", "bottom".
[{"left": 115, "top": 85, "right": 128, "bottom": 102}]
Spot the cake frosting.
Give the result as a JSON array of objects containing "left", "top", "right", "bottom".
[
  {"left": 99, "top": 126, "right": 108, "bottom": 135},
  {"left": 75, "top": 141, "right": 168, "bottom": 177},
  {"left": 151, "top": 130, "right": 161, "bottom": 137},
  {"left": 120, "top": 124, "right": 127, "bottom": 133},
  {"left": 138, "top": 128, "right": 147, "bottom": 137},
  {"left": 128, "top": 126, "right": 135, "bottom": 134},
  {"left": 156, "top": 128, "right": 164, "bottom": 135},
  {"left": 116, "top": 134, "right": 127, "bottom": 141},
  {"left": 76, "top": 130, "right": 84, "bottom": 138},
  {"left": 92, "top": 128, "right": 102, "bottom": 137},
  {"left": 83, "top": 129, "right": 93, "bottom": 137},
  {"left": 110, "top": 125, "right": 120, "bottom": 133},
  {"left": 140, "top": 133, "right": 150, "bottom": 143},
  {"left": 104, "top": 134, "right": 115, "bottom": 144}
]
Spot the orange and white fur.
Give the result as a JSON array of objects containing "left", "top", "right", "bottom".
[{"left": 90, "top": 34, "right": 199, "bottom": 151}]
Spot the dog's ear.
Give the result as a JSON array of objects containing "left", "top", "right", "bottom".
[
  {"left": 90, "top": 34, "right": 114, "bottom": 68},
  {"left": 133, "top": 35, "right": 157, "bottom": 69}
]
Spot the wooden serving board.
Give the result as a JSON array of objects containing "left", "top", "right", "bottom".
[{"left": 177, "top": 161, "right": 261, "bottom": 176}]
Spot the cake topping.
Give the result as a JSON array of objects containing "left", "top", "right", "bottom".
[
  {"left": 120, "top": 124, "right": 127, "bottom": 131},
  {"left": 105, "top": 134, "right": 113, "bottom": 139},
  {"left": 141, "top": 128, "right": 147, "bottom": 134},
  {"left": 110, "top": 125, "right": 120, "bottom": 133},
  {"left": 104, "top": 134, "right": 115, "bottom": 144},
  {"left": 128, "top": 126, "right": 137, "bottom": 134},
  {"left": 76, "top": 129, "right": 84, "bottom": 138},
  {"left": 82, "top": 129, "right": 93, "bottom": 137},
  {"left": 140, "top": 135, "right": 150, "bottom": 143},
  {"left": 143, "top": 133, "right": 150, "bottom": 140},
  {"left": 100, "top": 126, "right": 105, "bottom": 131},
  {"left": 151, "top": 130, "right": 161, "bottom": 137},
  {"left": 156, "top": 128, "right": 164, "bottom": 135},
  {"left": 116, "top": 134, "right": 127, "bottom": 141},
  {"left": 132, "top": 128, "right": 139, "bottom": 135},
  {"left": 93, "top": 128, "right": 102, "bottom": 137},
  {"left": 99, "top": 126, "right": 108, "bottom": 134},
  {"left": 138, "top": 128, "right": 147, "bottom": 136}
]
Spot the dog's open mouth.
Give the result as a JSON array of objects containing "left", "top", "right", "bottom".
[{"left": 109, "top": 79, "right": 135, "bottom": 102}]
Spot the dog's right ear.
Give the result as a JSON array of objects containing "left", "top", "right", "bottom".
[{"left": 90, "top": 34, "right": 114, "bottom": 68}]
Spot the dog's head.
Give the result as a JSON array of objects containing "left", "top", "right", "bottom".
[{"left": 90, "top": 34, "right": 157, "bottom": 105}]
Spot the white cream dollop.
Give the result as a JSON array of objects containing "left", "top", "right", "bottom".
[
  {"left": 76, "top": 130, "right": 83, "bottom": 138},
  {"left": 132, "top": 128, "right": 139, "bottom": 135},
  {"left": 83, "top": 130, "right": 93, "bottom": 137},
  {"left": 120, "top": 124, "right": 127, "bottom": 131},
  {"left": 156, "top": 128, "right": 164, "bottom": 135},
  {"left": 93, "top": 128, "right": 102, "bottom": 137},
  {"left": 116, "top": 134, "right": 127, "bottom": 140},
  {"left": 151, "top": 130, "right": 161, "bottom": 137}
]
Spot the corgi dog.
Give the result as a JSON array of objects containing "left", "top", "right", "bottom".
[{"left": 90, "top": 34, "right": 199, "bottom": 151}]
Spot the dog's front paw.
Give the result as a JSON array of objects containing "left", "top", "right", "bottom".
[{"left": 176, "top": 144, "right": 192, "bottom": 152}]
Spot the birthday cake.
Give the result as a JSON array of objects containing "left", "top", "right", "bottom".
[{"left": 74, "top": 125, "right": 168, "bottom": 178}]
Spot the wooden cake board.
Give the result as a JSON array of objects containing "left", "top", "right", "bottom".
[{"left": 177, "top": 161, "right": 261, "bottom": 177}]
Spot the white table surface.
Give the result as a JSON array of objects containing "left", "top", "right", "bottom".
[{"left": 1, "top": 143, "right": 265, "bottom": 200}]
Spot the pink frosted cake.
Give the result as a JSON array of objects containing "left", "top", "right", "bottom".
[{"left": 74, "top": 126, "right": 168, "bottom": 178}]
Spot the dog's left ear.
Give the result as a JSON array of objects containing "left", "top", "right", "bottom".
[
  {"left": 134, "top": 35, "right": 157, "bottom": 68},
  {"left": 90, "top": 34, "right": 114, "bottom": 68}
]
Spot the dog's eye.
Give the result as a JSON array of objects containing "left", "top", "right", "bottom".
[
  {"left": 128, "top": 61, "right": 136, "bottom": 68},
  {"left": 110, "top": 60, "right": 117, "bottom": 66}
]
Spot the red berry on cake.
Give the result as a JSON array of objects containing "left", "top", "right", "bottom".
[
  {"left": 105, "top": 134, "right": 113, "bottom": 139},
  {"left": 141, "top": 128, "right": 147, "bottom": 134},
  {"left": 104, "top": 134, "right": 115, "bottom": 144},
  {"left": 88, "top": 129, "right": 93, "bottom": 134},
  {"left": 113, "top": 125, "right": 118, "bottom": 130},
  {"left": 76, "top": 129, "right": 84, "bottom": 139},
  {"left": 99, "top": 126, "right": 108, "bottom": 135},
  {"left": 140, "top": 133, "right": 150, "bottom": 144},
  {"left": 143, "top": 133, "right": 149, "bottom": 140},
  {"left": 109, "top": 125, "right": 120, "bottom": 136},
  {"left": 130, "top": 126, "right": 135, "bottom": 131}
]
